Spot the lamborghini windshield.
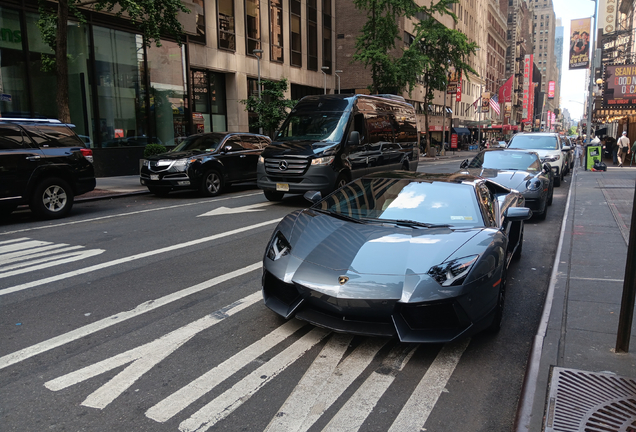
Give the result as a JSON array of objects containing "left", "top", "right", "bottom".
[{"left": 318, "top": 178, "right": 484, "bottom": 227}]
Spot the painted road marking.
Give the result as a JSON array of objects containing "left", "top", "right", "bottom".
[
  {"left": 0, "top": 263, "right": 261, "bottom": 371},
  {"left": 45, "top": 292, "right": 261, "bottom": 409},
  {"left": 265, "top": 337, "right": 388, "bottom": 432},
  {"left": 178, "top": 327, "right": 332, "bottom": 432},
  {"left": 1, "top": 244, "right": 84, "bottom": 265},
  {"left": 388, "top": 338, "right": 470, "bottom": 432},
  {"left": 0, "top": 191, "right": 263, "bottom": 236},
  {"left": 197, "top": 202, "right": 274, "bottom": 217},
  {"left": 324, "top": 344, "right": 416, "bottom": 432},
  {"left": 146, "top": 319, "right": 307, "bottom": 422},
  {"left": 0, "top": 219, "right": 279, "bottom": 296}
]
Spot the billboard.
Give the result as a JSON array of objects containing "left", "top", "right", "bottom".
[
  {"left": 548, "top": 81, "right": 555, "bottom": 99},
  {"left": 481, "top": 92, "right": 491, "bottom": 113},
  {"left": 569, "top": 18, "right": 591, "bottom": 70},
  {"left": 522, "top": 55, "right": 533, "bottom": 121},
  {"left": 602, "top": 64, "right": 636, "bottom": 109}
]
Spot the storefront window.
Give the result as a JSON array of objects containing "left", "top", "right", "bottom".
[
  {"left": 192, "top": 70, "right": 227, "bottom": 134},
  {"left": 0, "top": 7, "right": 29, "bottom": 117},
  {"left": 147, "top": 41, "right": 187, "bottom": 146},
  {"left": 92, "top": 27, "right": 146, "bottom": 147}
]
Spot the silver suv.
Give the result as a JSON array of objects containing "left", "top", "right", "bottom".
[{"left": 507, "top": 132, "right": 570, "bottom": 186}]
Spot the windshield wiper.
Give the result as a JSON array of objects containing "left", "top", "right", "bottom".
[
  {"left": 363, "top": 218, "right": 452, "bottom": 229},
  {"left": 312, "top": 208, "right": 365, "bottom": 224}
]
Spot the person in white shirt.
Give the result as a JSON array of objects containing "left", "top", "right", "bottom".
[{"left": 617, "top": 131, "right": 630, "bottom": 167}]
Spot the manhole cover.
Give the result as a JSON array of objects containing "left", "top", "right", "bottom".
[{"left": 545, "top": 367, "right": 636, "bottom": 432}]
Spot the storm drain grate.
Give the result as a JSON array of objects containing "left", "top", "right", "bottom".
[{"left": 544, "top": 367, "right": 636, "bottom": 432}]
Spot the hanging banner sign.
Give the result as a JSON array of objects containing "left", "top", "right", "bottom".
[
  {"left": 569, "top": 18, "right": 591, "bottom": 70},
  {"left": 598, "top": 0, "right": 615, "bottom": 34},
  {"left": 456, "top": 72, "right": 462, "bottom": 102},
  {"left": 522, "top": 55, "right": 533, "bottom": 121},
  {"left": 447, "top": 70, "right": 461, "bottom": 94},
  {"left": 548, "top": 81, "right": 555, "bottom": 99},
  {"left": 481, "top": 92, "right": 491, "bottom": 113}
]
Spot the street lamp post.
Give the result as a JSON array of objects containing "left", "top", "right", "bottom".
[
  {"left": 321, "top": 66, "right": 329, "bottom": 94},
  {"left": 252, "top": 49, "right": 264, "bottom": 135},
  {"left": 335, "top": 70, "right": 343, "bottom": 94},
  {"left": 586, "top": 0, "right": 598, "bottom": 144}
]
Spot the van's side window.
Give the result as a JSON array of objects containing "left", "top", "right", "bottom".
[
  {"left": 353, "top": 113, "right": 367, "bottom": 144},
  {"left": 367, "top": 114, "right": 394, "bottom": 144}
]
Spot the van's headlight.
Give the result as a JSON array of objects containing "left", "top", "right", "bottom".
[
  {"left": 311, "top": 156, "right": 335, "bottom": 165},
  {"left": 258, "top": 156, "right": 265, "bottom": 164},
  {"left": 267, "top": 232, "right": 291, "bottom": 261}
]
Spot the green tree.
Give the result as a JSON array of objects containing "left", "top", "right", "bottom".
[
  {"left": 568, "top": 126, "right": 577, "bottom": 136},
  {"left": 413, "top": 17, "right": 479, "bottom": 153},
  {"left": 37, "top": 0, "right": 189, "bottom": 123},
  {"left": 241, "top": 78, "right": 296, "bottom": 138}
]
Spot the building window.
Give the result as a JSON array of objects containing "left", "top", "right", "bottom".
[
  {"left": 307, "top": 0, "right": 318, "bottom": 70},
  {"left": 192, "top": 0, "right": 206, "bottom": 43},
  {"left": 245, "top": 0, "right": 261, "bottom": 55},
  {"left": 1, "top": 7, "right": 30, "bottom": 117},
  {"left": 290, "top": 0, "right": 302, "bottom": 66},
  {"left": 322, "top": 0, "right": 332, "bottom": 74},
  {"left": 270, "top": 0, "right": 283, "bottom": 62},
  {"left": 218, "top": 0, "right": 236, "bottom": 50}
]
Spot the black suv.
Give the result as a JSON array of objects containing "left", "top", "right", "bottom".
[
  {"left": 0, "top": 119, "right": 96, "bottom": 219},
  {"left": 140, "top": 132, "right": 271, "bottom": 196}
]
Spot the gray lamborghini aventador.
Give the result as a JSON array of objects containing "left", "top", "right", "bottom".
[{"left": 262, "top": 172, "right": 532, "bottom": 343}]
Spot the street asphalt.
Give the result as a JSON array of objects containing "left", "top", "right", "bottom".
[{"left": 77, "top": 150, "right": 636, "bottom": 431}]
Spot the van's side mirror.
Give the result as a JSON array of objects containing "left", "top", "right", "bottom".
[
  {"left": 348, "top": 131, "right": 360, "bottom": 146},
  {"left": 460, "top": 159, "right": 469, "bottom": 169},
  {"left": 304, "top": 190, "right": 322, "bottom": 204}
]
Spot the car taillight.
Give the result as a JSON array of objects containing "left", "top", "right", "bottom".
[{"left": 80, "top": 148, "right": 94, "bottom": 163}]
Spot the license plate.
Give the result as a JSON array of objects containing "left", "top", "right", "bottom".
[
  {"left": 151, "top": 174, "right": 159, "bottom": 181},
  {"left": 276, "top": 183, "right": 289, "bottom": 192}
]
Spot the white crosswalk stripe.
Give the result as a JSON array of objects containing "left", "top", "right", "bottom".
[
  {"left": 323, "top": 344, "right": 417, "bottom": 432},
  {"left": 0, "top": 238, "right": 104, "bottom": 279}
]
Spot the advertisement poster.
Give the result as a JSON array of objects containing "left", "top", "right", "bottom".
[
  {"left": 569, "top": 18, "right": 591, "bottom": 70},
  {"left": 602, "top": 64, "right": 636, "bottom": 109},
  {"left": 447, "top": 70, "right": 461, "bottom": 94},
  {"left": 481, "top": 92, "right": 491, "bottom": 113},
  {"left": 548, "top": 81, "right": 555, "bottom": 99},
  {"left": 504, "top": 102, "right": 512, "bottom": 119},
  {"left": 522, "top": 55, "right": 533, "bottom": 121}
]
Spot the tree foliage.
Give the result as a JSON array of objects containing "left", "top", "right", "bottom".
[
  {"left": 241, "top": 79, "right": 296, "bottom": 138},
  {"left": 37, "top": 0, "right": 189, "bottom": 123},
  {"left": 352, "top": 0, "right": 479, "bottom": 152}
]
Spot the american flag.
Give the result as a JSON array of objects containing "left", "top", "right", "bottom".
[
  {"left": 490, "top": 95, "right": 501, "bottom": 115},
  {"left": 472, "top": 97, "right": 481, "bottom": 112}
]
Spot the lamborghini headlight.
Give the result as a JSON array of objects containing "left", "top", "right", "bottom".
[
  {"left": 427, "top": 255, "right": 479, "bottom": 287},
  {"left": 267, "top": 231, "right": 291, "bottom": 261}
]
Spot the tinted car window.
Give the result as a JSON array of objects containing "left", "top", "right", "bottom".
[
  {"left": 223, "top": 138, "right": 245, "bottom": 152},
  {"left": 24, "top": 125, "right": 83, "bottom": 148},
  {"left": 469, "top": 151, "right": 541, "bottom": 171},
  {"left": 172, "top": 135, "right": 222, "bottom": 152},
  {"left": 0, "top": 125, "right": 27, "bottom": 149},
  {"left": 259, "top": 137, "right": 270, "bottom": 148},
  {"left": 509, "top": 135, "right": 559, "bottom": 150},
  {"left": 276, "top": 111, "right": 350, "bottom": 142},
  {"left": 319, "top": 178, "right": 484, "bottom": 227},
  {"left": 240, "top": 136, "right": 261, "bottom": 150}
]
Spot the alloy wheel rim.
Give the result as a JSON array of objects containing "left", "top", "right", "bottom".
[
  {"left": 206, "top": 174, "right": 220, "bottom": 193},
  {"left": 43, "top": 186, "right": 67, "bottom": 212}
]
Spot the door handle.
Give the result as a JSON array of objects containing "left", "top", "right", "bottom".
[{"left": 26, "top": 155, "right": 41, "bottom": 161}]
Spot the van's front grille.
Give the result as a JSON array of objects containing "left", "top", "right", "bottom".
[{"left": 264, "top": 156, "right": 310, "bottom": 176}]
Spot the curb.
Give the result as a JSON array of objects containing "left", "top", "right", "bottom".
[
  {"left": 513, "top": 165, "right": 577, "bottom": 432},
  {"left": 76, "top": 190, "right": 150, "bottom": 203}
]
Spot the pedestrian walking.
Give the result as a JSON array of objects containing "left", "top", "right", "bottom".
[
  {"left": 574, "top": 139, "right": 584, "bottom": 167},
  {"left": 617, "top": 131, "right": 630, "bottom": 167}
]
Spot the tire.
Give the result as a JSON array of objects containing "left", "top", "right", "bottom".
[
  {"left": 554, "top": 172, "right": 561, "bottom": 187},
  {"left": 200, "top": 170, "right": 223, "bottom": 197},
  {"left": 148, "top": 186, "right": 170, "bottom": 196},
  {"left": 536, "top": 204, "right": 547, "bottom": 220},
  {"left": 487, "top": 267, "right": 507, "bottom": 333},
  {"left": 334, "top": 173, "right": 349, "bottom": 191},
  {"left": 264, "top": 190, "right": 285, "bottom": 201},
  {"left": 29, "top": 177, "right": 74, "bottom": 219}
]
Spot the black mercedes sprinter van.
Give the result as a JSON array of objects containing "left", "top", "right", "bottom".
[{"left": 256, "top": 94, "right": 419, "bottom": 201}]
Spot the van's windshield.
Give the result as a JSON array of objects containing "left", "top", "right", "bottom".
[{"left": 275, "top": 111, "right": 350, "bottom": 142}]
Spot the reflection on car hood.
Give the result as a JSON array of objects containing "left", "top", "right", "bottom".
[
  {"left": 289, "top": 211, "right": 481, "bottom": 276},
  {"left": 146, "top": 150, "right": 211, "bottom": 161},
  {"left": 264, "top": 140, "right": 337, "bottom": 156},
  {"left": 465, "top": 168, "right": 534, "bottom": 190}
]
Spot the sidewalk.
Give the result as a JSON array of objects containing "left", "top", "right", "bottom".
[{"left": 516, "top": 164, "right": 636, "bottom": 432}]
